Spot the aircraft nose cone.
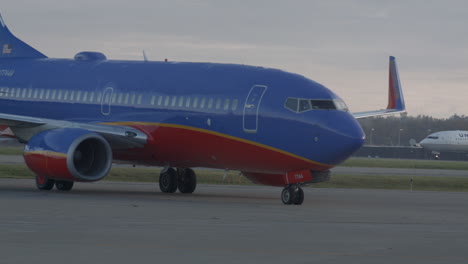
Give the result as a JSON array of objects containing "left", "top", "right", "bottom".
[
  {"left": 319, "top": 113, "right": 365, "bottom": 165},
  {"left": 419, "top": 139, "right": 428, "bottom": 147},
  {"left": 340, "top": 123, "right": 366, "bottom": 156}
]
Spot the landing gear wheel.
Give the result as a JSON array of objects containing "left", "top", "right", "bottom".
[
  {"left": 55, "top": 181, "right": 74, "bottom": 191},
  {"left": 281, "top": 185, "right": 304, "bottom": 205},
  {"left": 281, "top": 186, "right": 294, "bottom": 205},
  {"left": 35, "top": 175, "right": 55, "bottom": 191},
  {"left": 293, "top": 187, "right": 304, "bottom": 205},
  {"left": 159, "top": 168, "right": 178, "bottom": 193},
  {"left": 177, "top": 168, "right": 197, "bottom": 194}
]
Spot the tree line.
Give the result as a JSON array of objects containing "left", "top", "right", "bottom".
[{"left": 358, "top": 114, "right": 468, "bottom": 146}]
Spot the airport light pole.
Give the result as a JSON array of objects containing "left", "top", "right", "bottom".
[
  {"left": 398, "top": 128, "right": 403, "bottom": 146},
  {"left": 370, "top": 128, "right": 375, "bottom": 145}
]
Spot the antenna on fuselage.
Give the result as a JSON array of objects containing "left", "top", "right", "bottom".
[{"left": 142, "top": 50, "right": 148, "bottom": 62}]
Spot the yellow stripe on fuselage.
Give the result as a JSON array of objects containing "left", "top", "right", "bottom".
[
  {"left": 104, "top": 121, "right": 332, "bottom": 168},
  {"left": 24, "top": 150, "right": 67, "bottom": 158}
]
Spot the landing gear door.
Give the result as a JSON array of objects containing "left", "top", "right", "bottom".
[{"left": 243, "top": 85, "right": 267, "bottom": 133}]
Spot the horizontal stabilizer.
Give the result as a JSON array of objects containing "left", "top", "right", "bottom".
[
  {"left": 352, "top": 56, "right": 406, "bottom": 119},
  {"left": 0, "top": 12, "right": 47, "bottom": 59}
]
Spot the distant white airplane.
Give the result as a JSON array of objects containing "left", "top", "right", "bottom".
[{"left": 420, "top": 131, "right": 468, "bottom": 154}]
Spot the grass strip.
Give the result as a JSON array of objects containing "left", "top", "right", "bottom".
[
  {"left": 0, "top": 147, "right": 23, "bottom": 155},
  {"left": 1, "top": 164, "right": 467, "bottom": 192},
  {"left": 342, "top": 158, "right": 468, "bottom": 170},
  {"left": 2, "top": 147, "right": 468, "bottom": 171},
  {"left": 315, "top": 174, "right": 468, "bottom": 192}
]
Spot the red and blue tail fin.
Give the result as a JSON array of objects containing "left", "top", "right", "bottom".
[
  {"left": 0, "top": 12, "right": 47, "bottom": 59},
  {"left": 352, "top": 56, "right": 406, "bottom": 119},
  {"left": 387, "top": 56, "right": 405, "bottom": 111}
]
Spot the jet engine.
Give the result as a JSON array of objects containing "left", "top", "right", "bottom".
[{"left": 23, "top": 128, "right": 112, "bottom": 182}]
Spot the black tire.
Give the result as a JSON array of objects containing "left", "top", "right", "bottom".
[
  {"left": 55, "top": 181, "right": 74, "bottom": 191},
  {"left": 178, "top": 168, "right": 197, "bottom": 194},
  {"left": 293, "top": 188, "right": 304, "bottom": 205},
  {"left": 159, "top": 168, "right": 178, "bottom": 193},
  {"left": 281, "top": 187, "right": 294, "bottom": 205},
  {"left": 36, "top": 175, "right": 55, "bottom": 191}
]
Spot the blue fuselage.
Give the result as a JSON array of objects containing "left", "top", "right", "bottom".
[{"left": 0, "top": 58, "right": 364, "bottom": 169}]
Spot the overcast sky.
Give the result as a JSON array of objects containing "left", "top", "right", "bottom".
[{"left": 2, "top": 1, "right": 468, "bottom": 118}]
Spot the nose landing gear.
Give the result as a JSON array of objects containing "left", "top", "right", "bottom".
[{"left": 281, "top": 184, "right": 304, "bottom": 205}]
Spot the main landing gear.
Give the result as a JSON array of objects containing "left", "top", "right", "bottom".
[
  {"left": 159, "top": 168, "right": 197, "bottom": 194},
  {"left": 35, "top": 175, "right": 74, "bottom": 191},
  {"left": 281, "top": 184, "right": 304, "bottom": 205}
]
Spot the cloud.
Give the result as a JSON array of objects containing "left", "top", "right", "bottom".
[{"left": 2, "top": 0, "right": 468, "bottom": 117}]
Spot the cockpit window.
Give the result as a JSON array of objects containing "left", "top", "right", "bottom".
[
  {"left": 299, "top": 99, "right": 312, "bottom": 112},
  {"left": 284, "top": 97, "right": 349, "bottom": 113},
  {"left": 285, "top": 98, "right": 299, "bottom": 112},
  {"left": 311, "top": 100, "right": 336, "bottom": 110},
  {"left": 333, "top": 99, "right": 349, "bottom": 112},
  {"left": 428, "top": 136, "right": 439, "bottom": 139}
]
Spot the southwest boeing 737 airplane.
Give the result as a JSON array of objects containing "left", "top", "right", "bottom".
[{"left": 0, "top": 13, "right": 405, "bottom": 205}]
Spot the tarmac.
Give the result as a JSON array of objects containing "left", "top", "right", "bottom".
[{"left": 1, "top": 179, "right": 467, "bottom": 264}]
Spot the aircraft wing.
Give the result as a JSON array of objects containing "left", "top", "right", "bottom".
[
  {"left": 0, "top": 113, "right": 147, "bottom": 149},
  {"left": 352, "top": 56, "right": 406, "bottom": 119}
]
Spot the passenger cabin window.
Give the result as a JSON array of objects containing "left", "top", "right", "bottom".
[
  {"left": 231, "top": 99, "right": 238, "bottom": 111},
  {"left": 200, "top": 98, "right": 206, "bottom": 109},
  {"left": 428, "top": 136, "right": 439, "bottom": 139},
  {"left": 178, "top": 96, "right": 184, "bottom": 107}
]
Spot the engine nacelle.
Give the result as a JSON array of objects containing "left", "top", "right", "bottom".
[{"left": 24, "top": 128, "right": 112, "bottom": 182}]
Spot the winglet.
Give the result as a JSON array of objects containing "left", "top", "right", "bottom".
[
  {"left": 0, "top": 12, "right": 47, "bottom": 59},
  {"left": 352, "top": 56, "right": 406, "bottom": 119},
  {"left": 387, "top": 56, "right": 405, "bottom": 111}
]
